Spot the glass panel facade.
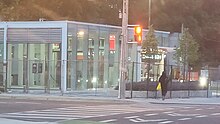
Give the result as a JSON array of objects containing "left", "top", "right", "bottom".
[
  {"left": 66, "top": 24, "right": 122, "bottom": 91},
  {"left": 7, "top": 43, "right": 61, "bottom": 90},
  {"left": 77, "top": 26, "right": 88, "bottom": 90},
  {"left": 1, "top": 21, "right": 178, "bottom": 94},
  {"left": 108, "top": 29, "right": 120, "bottom": 88}
]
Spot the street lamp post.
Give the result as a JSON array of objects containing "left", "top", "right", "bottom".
[
  {"left": 118, "top": 0, "right": 129, "bottom": 99},
  {"left": 148, "top": 0, "right": 151, "bottom": 26}
]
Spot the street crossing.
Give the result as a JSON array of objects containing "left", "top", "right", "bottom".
[
  {"left": 1, "top": 103, "right": 217, "bottom": 123},
  {"left": 0, "top": 104, "right": 170, "bottom": 122}
]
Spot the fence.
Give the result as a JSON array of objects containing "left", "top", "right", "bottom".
[{"left": 1, "top": 59, "right": 220, "bottom": 98}]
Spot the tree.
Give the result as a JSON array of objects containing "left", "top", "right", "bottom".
[
  {"left": 142, "top": 25, "right": 158, "bottom": 54},
  {"left": 141, "top": 25, "right": 158, "bottom": 95},
  {"left": 174, "top": 28, "right": 199, "bottom": 81}
]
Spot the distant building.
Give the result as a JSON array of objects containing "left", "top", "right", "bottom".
[{"left": 0, "top": 21, "right": 180, "bottom": 92}]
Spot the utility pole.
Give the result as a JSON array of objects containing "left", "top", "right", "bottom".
[
  {"left": 148, "top": 0, "right": 151, "bottom": 26},
  {"left": 118, "top": 0, "right": 128, "bottom": 99}
]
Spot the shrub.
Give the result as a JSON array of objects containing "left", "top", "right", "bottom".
[{"left": 114, "top": 80, "right": 207, "bottom": 91}]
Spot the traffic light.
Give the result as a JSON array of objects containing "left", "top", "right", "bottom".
[{"left": 134, "top": 26, "right": 142, "bottom": 45}]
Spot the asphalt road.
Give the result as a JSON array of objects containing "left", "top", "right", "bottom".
[
  {"left": 83, "top": 104, "right": 220, "bottom": 124},
  {"left": 0, "top": 98, "right": 220, "bottom": 124}
]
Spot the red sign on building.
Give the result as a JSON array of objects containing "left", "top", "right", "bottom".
[{"left": 109, "top": 35, "right": 115, "bottom": 51}]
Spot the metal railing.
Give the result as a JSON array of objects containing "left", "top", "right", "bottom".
[{"left": 1, "top": 59, "right": 220, "bottom": 98}]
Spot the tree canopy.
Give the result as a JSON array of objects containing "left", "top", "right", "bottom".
[
  {"left": 142, "top": 25, "right": 158, "bottom": 54},
  {"left": 0, "top": 0, "right": 219, "bottom": 66},
  {"left": 174, "top": 28, "right": 200, "bottom": 67}
]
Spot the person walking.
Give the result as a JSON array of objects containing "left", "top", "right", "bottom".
[{"left": 159, "top": 71, "right": 168, "bottom": 100}]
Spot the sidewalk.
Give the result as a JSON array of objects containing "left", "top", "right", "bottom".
[
  {"left": 1, "top": 92, "right": 220, "bottom": 105},
  {"left": 0, "top": 118, "right": 51, "bottom": 124}
]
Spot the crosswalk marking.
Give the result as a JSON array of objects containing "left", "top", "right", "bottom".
[
  {"left": 144, "top": 113, "right": 158, "bottom": 116},
  {"left": 0, "top": 104, "right": 153, "bottom": 122},
  {"left": 207, "top": 107, "right": 215, "bottom": 110},
  {"left": 100, "top": 119, "right": 117, "bottom": 123},
  {"left": 159, "top": 121, "right": 174, "bottom": 124},
  {"left": 124, "top": 116, "right": 139, "bottom": 119},
  {"left": 195, "top": 115, "right": 208, "bottom": 118},
  {"left": 195, "top": 109, "right": 202, "bottom": 111},
  {"left": 163, "top": 111, "right": 174, "bottom": 114},
  {"left": 178, "top": 118, "right": 192, "bottom": 121},
  {"left": 211, "top": 113, "right": 220, "bottom": 116}
]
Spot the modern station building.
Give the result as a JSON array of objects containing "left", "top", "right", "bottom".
[{"left": 0, "top": 21, "right": 179, "bottom": 93}]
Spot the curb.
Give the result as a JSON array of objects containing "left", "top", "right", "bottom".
[
  {"left": 149, "top": 101, "right": 220, "bottom": 105},
  {"left": 0, "top": 94, "right": 135, "bottom": 104}
]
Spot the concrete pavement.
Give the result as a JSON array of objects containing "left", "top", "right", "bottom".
[
  {"left": 1, "top": 93, "right": 220, "bottom": 105},
  {"left": 1, "top": 93, "right": 220, "bottom": 124},
  {"left": 0, "top": 118, "right": 52, "bottom": 124}
]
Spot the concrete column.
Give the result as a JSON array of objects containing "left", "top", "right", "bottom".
[
  {"left": 137, "top": 46, "right": 141, "bottom": 82},
  {"left": 93, "top": 30, "right": 99, "bottom": 89},
  {"left": 17, "top": 44, "right": 23, "bottom": 86},
  {"left": 3, "top": 25, "right": 8, "bottom": 90},
  {"left": 40, "top": 44, "right": 45, "bottom": 86},
  {"left": 50, "top": 45, "right": 56, "bottom": 88},
  {"left": 61, "top": 25, "right": 68, "bottom": 93},
  {"left": 131, "top": 43, "right": 138, "bottom": 82},
  {"left": 47, "top": 44, "right": 52, "bottom": 90},
  {"left": 28, "top": 44, "right": 35, "bottom": 87},
  {"left": 71, "top": 27, "right": 77, "bottom": 90},
  {"left": 82, "top": 30, "right": 88, "bottom": 89},
  {"left": 6, "top": 45, "right": 11, "bottom": 88},
  {"left": 113, "top": 32, "right": 121, "bottom": 87},
  {"left": 103, "top": 32, "right": 109, "bottom": 89}
]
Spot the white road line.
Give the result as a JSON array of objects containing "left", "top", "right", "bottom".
[
  {"left": 163, "top": 111, "right": 174, "bottom": 114},
  {"left": 3, "top": 113, "right": 93, "bottom": 118},
  {"left": 14, "top": 102, "right": 38, "bottom": 104},
  {"left": 0, "top": 114, "right": 77, "bottom": 120},
  {"left": 124, "top": 116, "right": 139, "bottom": 119},
  {"left": 207, "top": 107, "right": 215, "bottom": 110},
  {"left": 56, "top": 107, "right": 146, "bottom": 112},
  {"left": 178, "top": 118, "right": 192, "bottom": 121},
  {"left": 159, "top": 121, "right": 174, "bottom": 124},
  {"left": 211, "top": 113, "right": 220, "bottom": 116},
  {"left": 0, "top": 102, "right": 7, "bottom": 104},
  {"left": 144, "top": 113, "right": 158, "bottom": 116},
  {"left": 136, "top": 118, "right": 168, "bottom": 122},
  {"left": 179, "top": 110, "right": 189, "bottom": 112},
  {"left": 4, "top": 111, "right": 121, "bottom": 118},
  {"left": 195, "top": 109, "right": 202, "bottom": 111},
  {"left": 28, "top": 110, "right": 121, "bottom": 115},
  {"left": 129, "top": 119, "right": 140, "bottom": 123},
  {"left": 100, "top": 119, "right": 117, "bottom": 123},
  {"left": 168, "top": 113, "right": 200, "bottom": 117},
  {"left": 195, "top": 115, "right": 208, "bottom": 118},
  {"left": 183, "top": 107, "right": 194, "bottom": 109}
]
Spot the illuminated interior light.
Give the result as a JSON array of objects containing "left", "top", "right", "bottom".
[
  {"left": 200, "top": 77, "right": 207, "bottom": 87},
  {"left": 78, "top": 31, "right": 84, "bottom": 36}
]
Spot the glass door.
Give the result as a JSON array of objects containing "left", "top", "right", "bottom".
[{"left": 7, "top": 44, "right": 27, "bottom": 87}]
